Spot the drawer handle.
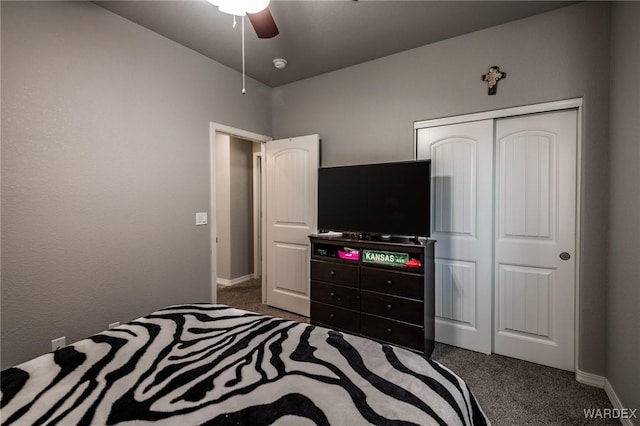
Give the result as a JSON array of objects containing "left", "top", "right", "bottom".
[
  {"left": 330, "top": 271, "right": 336, "bottom": 276},
  {"left": 329, "top": 313, "right": 335, "bottom": 319},
  {"left": 330, "top": 292, "right": 335, "bottom": 297},
  {"left": 386, "top": 328, "right": 392, "bottom": 334},
  {"left": 386, "top": 304, "right": 392, "bottom": 310},
  {"left": 386, "top": 279, "right": 393, "bottom": 286}
]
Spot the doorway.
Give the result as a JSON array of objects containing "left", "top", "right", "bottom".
[
  {"left": 209, "top": 124, "right": 319, "bottom": 317},
  {"left": 209, "top": 122, "right": 271, "bottom": 304},
  {"left": 214, "top": 133, "right": 262, "bottom": 288}
]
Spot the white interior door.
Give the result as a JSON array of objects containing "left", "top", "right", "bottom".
[
  {"left": 416, "top": 120, "right": 493, "bottom": 354},
  {"left": 494, "top": 110, "right": 577, "bottom": 371},
  {"left": 265, "top": 135, "right": 319, "bottom": 316}
]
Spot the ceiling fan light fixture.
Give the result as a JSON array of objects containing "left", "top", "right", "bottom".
[
  {"left": 206, "top": 0, "right": 270, "bottom": 16},
  {"left": 244, "top": 0, "right": 270, "bottom": 14}
]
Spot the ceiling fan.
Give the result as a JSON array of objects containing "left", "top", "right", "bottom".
[
  {"left": 206, "top": 0, "right": 279, "bottom": 39},
  {"left": 206, "top": 0, "right": 280, "bottom": 94}
]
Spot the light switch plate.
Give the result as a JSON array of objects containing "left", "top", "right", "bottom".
[{"left": 196, "top": 212, "right": 208, "bottom": 225}]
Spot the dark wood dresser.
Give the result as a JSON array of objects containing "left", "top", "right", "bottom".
[{"left": 309, "top": 235, "right": 435, "bottom": 357}]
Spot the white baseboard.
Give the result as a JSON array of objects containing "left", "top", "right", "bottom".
[
  {"left": 605, "top": 379, "right": 637, "bottom": 426},
  {"left": 575, "top": 369, "right": 606, "bottom": 388},
  {"left": 576, "top": 370, "right": 637, "bottom": 425},
  {"left": 217, "top": 274, "right": 253, "bottom": 287}
]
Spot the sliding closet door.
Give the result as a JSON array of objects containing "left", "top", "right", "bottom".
[
  {"left": 416, "top": 120, "right": 493, "bottom": 354},
  {"left": 493, "top": 110, "right": 577, "bottom": 371}
]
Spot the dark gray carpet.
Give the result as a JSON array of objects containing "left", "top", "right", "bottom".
[
  {"left": 217, "top": 279, "right": 308, "bottom": 323},
  {"left": 217, "top": 279, "right": 616, "bottom": 425}
]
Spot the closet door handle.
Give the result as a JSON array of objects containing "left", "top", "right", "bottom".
[{"left": 560, "top": 252, "right": 571, "bottom": 261}]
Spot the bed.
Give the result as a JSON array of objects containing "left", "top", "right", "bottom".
[{"left": 1, "top": 304, "right": 489, "bottom": 425}]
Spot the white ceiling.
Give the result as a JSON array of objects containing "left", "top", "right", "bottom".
[{"left": 95, "top": 1, "right": 576, "bottom": 87}]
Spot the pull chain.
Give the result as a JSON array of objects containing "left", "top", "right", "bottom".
[{"left": 242, "top": 15, "right": 246, "bottom": 95}]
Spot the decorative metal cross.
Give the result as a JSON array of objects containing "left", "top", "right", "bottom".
[{"left": 482, "top": 66, "right": 506, "bottom": 95}]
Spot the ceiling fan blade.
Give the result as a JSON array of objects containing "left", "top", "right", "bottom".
[{"left": 247, "top": 7, "right": 279, "bottom": 39}]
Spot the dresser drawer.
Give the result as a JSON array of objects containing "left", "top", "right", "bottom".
[
  {"left": 361, "top": 314, "right": 424, "bottom": 352},
  {"left": 311, "top": 301, "right": 360, "bottom": 334},
  {"left": 361, "top": 267, "right": 423, "bottom": 300},
  {"left": 361, "top": 290, "right": 423, "bottom": 325},
  {"left": 311, "top": 260, "right": 360, "bottom": 287},
  {"left": 311, "top": 281, "right": 360, "bottom": 310}
]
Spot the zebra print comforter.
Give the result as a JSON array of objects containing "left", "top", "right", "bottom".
[{"left": 1, "top": 304, "right": 489, "bottom": 425}]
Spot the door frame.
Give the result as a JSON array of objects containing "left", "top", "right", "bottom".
[
  {"left": 413, "top": 97, "right": 584, "bottom": 375},
  {"left": 209, "top": 122, "right": 271, "bottom": 303}
]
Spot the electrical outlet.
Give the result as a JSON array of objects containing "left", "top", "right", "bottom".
[
  {"left": 51, "top": 336, "right": 66, "bottom": 351},
  {"left": 108, "top": 322, "right": 120, "bottom": 329}
]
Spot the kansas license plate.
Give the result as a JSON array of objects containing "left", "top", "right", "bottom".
[{"left": 362, "top": 250, "right": 409, "bottom": 267}]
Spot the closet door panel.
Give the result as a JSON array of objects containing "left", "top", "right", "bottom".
[
  {"left": 416, "top": 120, "right": 493, "bottom": 354},
  {"left": 494, "top": 110, "right": 577, "bottom": 371}
]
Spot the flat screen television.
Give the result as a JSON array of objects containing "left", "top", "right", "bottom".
[{"left": 317, "top": 160, "right": 431, "bottom": 237}]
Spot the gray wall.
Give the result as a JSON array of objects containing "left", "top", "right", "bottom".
[
  {"left": 215, "top": 134, "right": 232, "bottom": 281},
  {"left": 229, "top": 137, "right": 254, "bottom": 280},
  {"left": 1, "top": 1, "right": 271, "bottom": 368},
  {"left": 215, "top": 135, "right": 254, "bottom": 283},
  {"left": 272, "top": 2, "right": 612, "bottom": 375},
  {"left": 607, "top": 2, "right": 640, "bottom": 415}
]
